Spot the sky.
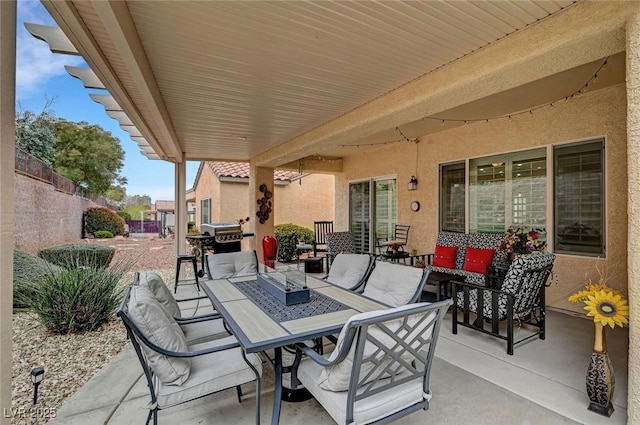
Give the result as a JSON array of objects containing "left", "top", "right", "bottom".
[{"left": 15, "top": 0, "right": 199, "bottom": 203}]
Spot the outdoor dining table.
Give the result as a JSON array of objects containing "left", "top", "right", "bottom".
[{"left": 200, "top": 268, "right": 389, "bottom": 425}]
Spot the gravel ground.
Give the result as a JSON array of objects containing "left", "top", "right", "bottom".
[{"left": 11, "top": 235, "right": 181, "bottom": 425}]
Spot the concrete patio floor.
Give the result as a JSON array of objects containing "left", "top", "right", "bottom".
[{"left": 48, "top": 281, "right": 628, "bottom": 425}]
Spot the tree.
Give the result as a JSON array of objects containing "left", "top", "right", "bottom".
[
  {"left": 52, "top": 120, "right": 125, "bottom": 196},
  {"left": 15, "top": 109, "right": 57, "bottom": 166},
  {"left": 124, "top": 194, "right": 152, "bottom": 208}
]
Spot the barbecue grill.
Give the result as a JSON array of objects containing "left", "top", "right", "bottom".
[{"left": 200, "top": 222, "right": 243, "bottom": 253}]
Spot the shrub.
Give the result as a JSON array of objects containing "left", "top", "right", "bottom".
[
  {"left": 116, "top": 210, "right": 132, "bottom": 221},
  {"left": 13, "top": 250, "right": 64, "bottom": 310},
  {"left": 274, "top": 223, "right": 314, "bottom": 262},
  {"left": 38, "top": 243, "right": 116, "bottom": 269},
  {"left": 84, "top": 207, "right": 125, "bottom": 237},
  {"left": 187, "top": 221, "right": 196, "bottom": 231},
  {"left": 94, "top": 230, "right": 114, "bottom": 239},
  {"left": 21, "top": 256, "right": 134, "bottom": 334}
]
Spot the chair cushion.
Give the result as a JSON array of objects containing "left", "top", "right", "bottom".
[
  {"left": 128, "top": 286, "right": 191, "bottom": 386},
  {"left": 316, "top": 304, "right": 434, "bottom": 392},
  {"left": 431, "top": 245, "right": 458, "bottom": 269},
  {"left": 468, "top": 232, "right": 506, "bottom": 266},
  {"left": 362, "top": 262, "right": 424, "bottom": 307},
  {"left": 298, "top": 358, "right": 423, "bottom": 425},
  {"left": 156, "top": 336, "right": 262, "bottom": 409},
  {"left": 326, "top": 254, "right": 370, "bottom": 289},
  {"left": 463, "top": 247, "right": 495, "bottom": 274},
  {"left": 207, "top": 251, "right": 257, "bottom": 279},
  {"left": 436, "top": 231, "right": 468, "bottom": 269},
  {"left": 137, "top": 271, "right": 181, "bottom": 318},
  {"left": 180, "top": 318, "right": 229, "bottom": 345}
]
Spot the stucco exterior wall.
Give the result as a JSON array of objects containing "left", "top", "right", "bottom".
[
  {"left": 341, "top": 83, "right": 628, "bottom": 313},
  {"left": 275, "top": 174, "right": 335, "bottom": 229},
  {"left": 193, "top": 167, "right": 335, "bottom": 249}
]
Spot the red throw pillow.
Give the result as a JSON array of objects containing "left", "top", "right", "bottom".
[
  {"left": 463, "top": 247, "right": 496, "bottom": 274},
  {"left": 432, "top": 245, "right": 458, "bottom": 269}
]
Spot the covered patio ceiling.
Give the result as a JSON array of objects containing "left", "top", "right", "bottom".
[{"left": 35, "top": 0, "right": 624, "bottom": 169}]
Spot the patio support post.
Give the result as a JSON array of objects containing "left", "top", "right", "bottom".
[
  {"left": 175, "top": 160, "right": 187, "bottom": 257},
  {"left": 627, "top": 6, "right": 640, "bottom": 423},
  {"left": 249, "top": 164, "right": 275, "bottom": 264},
  {"left": 0, "top": 1, "right": 16, "bottom": 423}
]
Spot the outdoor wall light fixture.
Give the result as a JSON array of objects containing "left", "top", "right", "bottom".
[
  {"left": 31, "top": 366, "right": 44, "bottom": 404},
  {"left": 408, "top": 175, "right": 418, "bottom": 191}
]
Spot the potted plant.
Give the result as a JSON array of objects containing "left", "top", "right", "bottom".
[{"left": 568, "top": 260, "right": 629, "bottom": 417}]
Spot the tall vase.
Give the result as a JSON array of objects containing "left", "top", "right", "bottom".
[{"left": 586, "top": 322, "right": 615, "bottom": 417}]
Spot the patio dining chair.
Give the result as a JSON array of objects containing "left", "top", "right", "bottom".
[
  {"left": 322, "top": 253, "right": 374, "bottom": 291},
  {"left": 290, "top": 300, "right": 452, "bottom": 425},
  {"left": 117, "top": 285, "right": 262, "bottom": 425},
  {"left": 376, "top": 224, "right": 410, "bottom": 253},
  {"left": 136, "top": 271, "right": 230, "bottom": 344},
  {"left": 204, "top": 250, "right": 258, "bottom": 279},
  {"left": 313, "top": 220, "right": 334, "bottom": 257},
  {"left": 452, "top": 252, "right": 556, "bottom": 355},
  {"left": 361, "top": 260, "right": 430, "bottom": 307},
  {"left": 137, "top": 270, "right": 216, "bottom": 318}
]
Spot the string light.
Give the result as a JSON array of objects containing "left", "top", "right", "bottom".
[
  {"left": 422, "top": 56, "right": 609, "bottom": 125},
  {"left": 340, "top": 57, "right": 609, "bottom": 148}
]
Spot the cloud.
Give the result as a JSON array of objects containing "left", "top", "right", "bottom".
[{"left": 16, "top": 0, "right": 84, "bottom": 99}]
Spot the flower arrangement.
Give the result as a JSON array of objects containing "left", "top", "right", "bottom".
[
  {"left": 499, "top": 225, "right": 546, "bottom": 254},
  {"left": 388, "top": 243, "right": 401, "bottom": 253},
  {"left": 568, "top": 260, "right": 629, "bottom": 329}
]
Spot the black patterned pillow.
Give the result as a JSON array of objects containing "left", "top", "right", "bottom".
[{"left": 326, "top": 232, "right": 356, "bottom": 255}]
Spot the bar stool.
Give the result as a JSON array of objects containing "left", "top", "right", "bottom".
[{"left": 174, "top": 254, "right": 200, "bottom": 293}]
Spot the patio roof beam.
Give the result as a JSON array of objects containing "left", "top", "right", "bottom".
[{"left": 40, "top": 2, "right": 177, "bottom": 162}]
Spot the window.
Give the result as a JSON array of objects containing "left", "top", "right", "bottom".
[
  {"left": 554, "top": 139, "right": 605, "bottom": 255},
  {"left": 440, "top": 162, "right": 465, "bottom": 232},
  {"left": 200, "top": 198, "right": 211, "bottom": 224},
  {"left": 469, "top": 148, "right": 546, "bottom": 233},
  {"left": 437, "top": 140, "right": 606, "bottom": 257}
]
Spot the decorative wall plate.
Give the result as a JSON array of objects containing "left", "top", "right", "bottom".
[{"left": 411, "top": 201, "right": 420, "bottom": 212}]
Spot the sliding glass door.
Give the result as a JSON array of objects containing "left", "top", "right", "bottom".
[{"left": 349, "top": 178, "right": 397, "bottom": 253}]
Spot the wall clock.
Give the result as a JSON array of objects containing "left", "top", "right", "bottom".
[{"left": 410, "top": 201, "right": 420, "bottom": 212}]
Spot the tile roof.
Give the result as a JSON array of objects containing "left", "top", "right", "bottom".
[
  {"left": 207, "top": 161, "right": 300, "bottom": 181},
  {"left": 155, "top": 200, "right": 175, "bottom": 211}
]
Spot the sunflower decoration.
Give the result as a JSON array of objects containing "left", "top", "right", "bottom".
[{"left": 568, "top": 260, "right": 629, "bottom": 329}]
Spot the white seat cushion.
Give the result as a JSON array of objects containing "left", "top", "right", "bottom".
[
  {"left": 156, "top": 336, "right": 263, "bottom": 409},
  {"left": 138, "top": 271, "right": 181, "bottom": 318},
  {"left": 128, "top": 286, "right": 191, "bottom": 386},
  {"left": 363, "top": 262, "right": 424, "bottom": 307},
  {"left": 326, "top": 254, "right": 370, "bottom": 289},
  {"left": 207, "top": 251, "right": 257, "bottom": 279},
  {"left": 298, "top": 357, "right": 423, "bottom": 425}
]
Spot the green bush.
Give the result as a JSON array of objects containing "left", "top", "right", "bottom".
[
  {"left": 116, "top": 210, "right": 132, "bottom": 221},
  {"left": 187, "top": 221, "right": 196, "bottom": 231},
  {"left": 94, "top": 230, "right": 114, "bottom": 239},
  {"left": 84, "top": 207, "right": 125, "bottom": 237},
  {"left": 274, "top": 223, "right": 314, "bottom": 262},
  {"left": 38, "top": 243, "right": 116, "bottom": 269},
  {"left": 21, "top": 256, "right": 134, "bottom": 334},
  {"left": 13, "top": 250, "right": 64, "bottom": 310}
]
